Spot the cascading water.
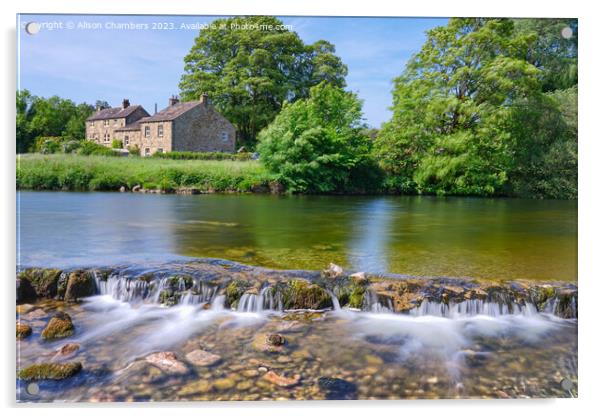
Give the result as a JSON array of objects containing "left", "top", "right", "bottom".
[
  {"left": 409, "top": 299, "right": 539, "bottom": 318},
  {"left": 237, "top": 287, "right": 283, "bottom": 313},
  {"left": 362, "top": 290, "right": 392, "bottom": 313}
]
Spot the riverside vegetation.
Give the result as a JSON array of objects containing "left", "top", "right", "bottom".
[{"left": 16, "top": 17, "right": 577, "bottom": 199}]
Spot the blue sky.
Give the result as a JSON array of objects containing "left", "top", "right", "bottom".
[{"left": 17, "top": 14, "right": 446, "bottom": 128}]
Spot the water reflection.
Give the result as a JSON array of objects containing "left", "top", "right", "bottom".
[{"left": 17, "top": 192, "right": 577, "bottom": 281}]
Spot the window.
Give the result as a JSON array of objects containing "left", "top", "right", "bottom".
[
  {"left": 104, "top": 119, "right": 109, "bottom": 127},
  {"left": 124, "top": 136, "right": 129, "bottom": 146},
  {"left": 157, "top": 148, "right": 164, "bottom": 154},
  {"left": 104, "top": 133, "right": 110, "bottom": 143},
  {"left": 144, "top": 126, "right": 150, "bottom": 138},
  {"left": 144, "top": 148, "right": 151, "bottom": 156},
  {"left": 221, "top": 131, "right": 229, "bottom": 142},
  {"left": 158, "top": 125, "right": 164, "bottom": 138}
]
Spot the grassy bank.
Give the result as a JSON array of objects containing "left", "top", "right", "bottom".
[{"left": 16, "top": 154, "right": 278, "bottom": 193}]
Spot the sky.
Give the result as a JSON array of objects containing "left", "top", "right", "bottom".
[{"left": 17, "top": 14, "right": 446, "bottom": 128}]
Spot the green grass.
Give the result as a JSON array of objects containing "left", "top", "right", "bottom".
[{"left": 16, "top": 153, "right": 278, "bottom": 193}]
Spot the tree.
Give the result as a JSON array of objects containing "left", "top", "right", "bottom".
[
  {"left": 179, "top": 16, "right": 347, "bottom": 148},
  {"left": 16, "top": 90, "right": 94, "bottom": 153},
  {"left": 376, "top": 18, "right": 553, "bottom": 196},
  {"left": 257, "top": 82, "right": 377, "bottom": 193},
  {"left": 514, "top": 18, "right": 577, "bottom": 92}
]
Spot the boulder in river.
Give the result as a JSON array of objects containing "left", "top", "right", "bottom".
[
  {"left": 16, "top": 323, "right": 32, "bottom": 339},
  {"left": 41, "top": 312, "right": 74, "bottom": 340},
  {"left": 17, "top": 362, "right": 82, "bottom": 381},
  {"left": 281, "top": 280, "right": 331, "bottom": 310},
  {"left": 17, "top": 268, "right": 62, "bottom": 299},
  {"left": 145, "top": 351, "right": 189, "bottom": 375},
  {"left": 185, "top": 349, "right": 221, "bottom": 367},
  {"left": 64, "top": 270, "right": 96, "bottom": 301},
  {"left": 16, "top": 278, "right": 37, "bottom": 303},
  {"left": 262, "top": 370, "right": 300, "bottom": 387}
]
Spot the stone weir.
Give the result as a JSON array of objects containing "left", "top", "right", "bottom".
[{"left": 16, "top": 260, "right": 578, "bottom": 319}]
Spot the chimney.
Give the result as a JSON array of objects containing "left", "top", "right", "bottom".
[
  {"left": 154, "top": 103, "right": 158, "bottom": 114},
  {"left": 95, "top": 103, "right": 106, "bottom": 112},
  {"left": 200, "top": 93, "right": 210, "bottom": 107},
  {"left": 122, "top": 98, "right": 130, "bottom": 109},
  {"left": 168, "top": 95, "right": 180, "bottom": 106}
]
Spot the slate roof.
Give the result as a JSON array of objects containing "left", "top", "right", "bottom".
[
  {"left": 87, "top": 105, "right": 145, "bottom": 121},
  {"left": 141, "top": 101, "right": 202, "bottom": 122}
]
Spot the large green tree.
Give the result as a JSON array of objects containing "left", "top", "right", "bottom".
[
  {"left": 16, "top": 89, "right": 94, "bottom": 153},
  {"left": 375, "top": 18, "right": 576, "bottom": 198},
  {"left": 179, "top": 16, "right": 347, "bottom": 148},
  {"left": 257, "top": 82, "right": 377, "bottom": 193}
]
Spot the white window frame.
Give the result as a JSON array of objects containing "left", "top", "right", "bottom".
[
  {"left": 158, "top": 124, "right": 164, "bottom": 138},
  {"left": 221, "top": 131, "right": 229, "bottom": 142},
  {"left": 144, "top": 126, "right": 150, "bottom": 138}
]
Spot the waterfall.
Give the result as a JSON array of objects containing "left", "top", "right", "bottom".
[
  {"left": 325, "top": 289, "right": 341, "bottom": 311},
  {"left": 362, "top": 290, "right": 392, "bottom": 313},
  {"left": 236, "top": 287, "right": 282, "bottom": 312},
  {"left": 409, "top": 299, "right": 538, "bottom": 318}
]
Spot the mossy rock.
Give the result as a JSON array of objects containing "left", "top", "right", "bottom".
[
  {"left": 138, "top": 273, "right": 155, "bottom": 283},
  {"left": 56, "top": 273, "right": 69, "bottom": 299},
  {"left": 16, "top": 323, "right": 32, "bottom": 339},
  {"left": 158, "top": 290, "right": 180, "bottom": 306},
  {"left": 166, "top": 275, "right": 194, "bottom": 290},
  {"left": 18, "top": 268, "right": 62, "bottom": 298},
  {"left": 347, "top": 285, "right": 366, "bottom": 309},
  {"left": 18, "top": 362, "right": 82, "bottom": 381},
  {"left": 41, "top": 312, "right": 74, "bottom": 340},
  {"left": 64, "top": 270, "right": 96, "bottom": 301},
  {"left": 16, "top": 277, "right": 37, "bottom": 303},
  {"left": 282, "top": 280, "right": 332, "bottom": 310},
  {"left": 225, "top": 279, "right": 252, "bottom": 308}
]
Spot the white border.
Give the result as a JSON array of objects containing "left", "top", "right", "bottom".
[{"left": 2, "top": 0, "right": 601, "bottom": 415}]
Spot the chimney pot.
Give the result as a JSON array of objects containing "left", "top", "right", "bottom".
[
  {"left": 122, "top": 98, "right": 130, "bottom": 109},
  {"left": 168, "top": 95, "right": 180, "bottom": 106},
  {"left": 200, "top": 93, "right": 210, "bottom": 106}
]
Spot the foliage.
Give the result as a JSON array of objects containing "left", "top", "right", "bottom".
[
  {"left": 179, "top": 16, "right": 347, "bottom": 147},
  {"left": 17, "top": 154, "right": 277, "bottom": 193},
  {"left": 77, "top": 141, "right": 117, "bottom": 156},
  {"left": 152, "top": 151, "right": 253, "bottom": 161},
  {"left": 375, "top": 18, "right": 577, "bottom": 198},
  {"left": 111, "top": 139, "right": 123, "bottom": 149},
  {"left": 127, "top": 145, "right": 140, "bottom": 156},
  {"left": 17, "top": 90, "right": 94, "bottom": 153},
  {"left": 257, "top": 83, "right": 379, "bottom": 193},
  {"left": 514, "top": 18, "right": 577, "bottom": 92}
]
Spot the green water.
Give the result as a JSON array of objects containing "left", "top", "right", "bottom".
[{"left": 18, "top": 192, "right": 577, "bottom": 281}]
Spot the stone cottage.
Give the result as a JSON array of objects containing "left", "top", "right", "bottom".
[
  {"left": 85, "top": 94, "right": 236, "bottom": 156},
  {"left": 86, "top": 99, "right": 149, "bottom": 146}
]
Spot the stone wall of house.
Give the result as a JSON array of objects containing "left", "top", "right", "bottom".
[
  {"left": 172, "top": 104, "right": 236, "bottom": 153},
  {"left": 137, "top": 121, "right": 174, "bottom": 156},
  {"left": 86, "top": 107, "right": 149, "bottom": 148},
  {"left": 114, "top": 129, "right": 142, "bottom": 150}
]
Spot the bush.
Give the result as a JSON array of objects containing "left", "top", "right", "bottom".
[
  {"left": 77, "top": 141, "right": 117, "bottom": 156},
  {"left": 34, "top": 136, "right": 64, "bottom": 154},
  {"left": 127, "top": 145, "right": 140, "bottom": 156},
  {"left": 257, "top": 82, "right": 380, "bottom": 193},
  {"left": 111, "top": 139, "right": 123, "bottom": 149},
  {"left": 152, "top": 151, "right": 252, "bottom": 161}
]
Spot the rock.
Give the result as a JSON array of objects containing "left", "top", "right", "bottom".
[
  {"left": 185, "top": 349, "right": 221, "bottom": 367},
  {"left": 64, "top": 270, "right": 96, "bottom": 301},
  {"left": 317, "top": 377, "right": 358, "bottom": 399},
  {"left": 281, "top": 280, "right": 332, "bottom": 310},
  {"left": 236, "top": 380, "right": 253, "bottom": 391},
  {"left": 41, "top": 312, "right": 74, "bottom": 340},
  {"left": 262, "top": 370, "right": 300, "bottom": 387},
  {"left": 17, "top": 268, "right": 62, "bottom": 298},
  {"left": 252, "top": 333, "right": 285, "bottom": 353},
  {"left": 54, "top": 343, "right": 80, "bottom": 359},
  {"left": 17, "top": 362, "right": 82, "bottom": 381},
  {"left": 213, "top": 377, "right": 236, "bottom": 391},
  {"left": 132, "top": 185, "right": 141, "bottom": 192},
  {"left": 16, "top": 278, "right": 37, "bottom": 302},
  {"left": 496, "top": 390, "right": 511, "bottom": 399},
  {"left": 364, "top": 354, "right": 384, "bottom": 366},
  {"left": 16, "top": 304, "right": 36, "bottom": 315},
  {"left": 265, "top": 333, "right": 285, "bottom": 346},
  {"left": 177, "top": 379, "right": 211, "bottom": 396},
  {"left": 145, "top": 351, "right": 188, "bottom": 375},
  {"left": 225, "top": 279, "right": 252, "bottom": 308},
  {"left": 242, "top": 369, "right": 259, "bottom": 378},
  {"left": 117, "top": 360, "right": 165, "bottom": 384},
  {"left": 23, "top": 309, "right": 47, "bottom": 320},
  {"left": 323, "top": 263, "right": 344, "bottom": 278},
  {"left": 258, "top": 366, "right": 268, "bottom": 373},
  {"left": 16, "top": 323, "right": 32, "bottom": 339},
  {"left": 119, "top": 186, "right": 126, "bottom": 192}
]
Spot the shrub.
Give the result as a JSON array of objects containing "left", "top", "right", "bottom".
[
  {"left": 127, "top": 145, "right": 140, "bottom": 156},
  {"left": 152, "top": 151, "right": 252, "bottom": 161},
  {"left": 111, "top": 139, "right": 123, "bottom": 149},
  {"left": 257, "top": 82, "right": 380, "bottom": 193},
  {"left": 77, "top": 141, "right": 116, "bottom": 156}
]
